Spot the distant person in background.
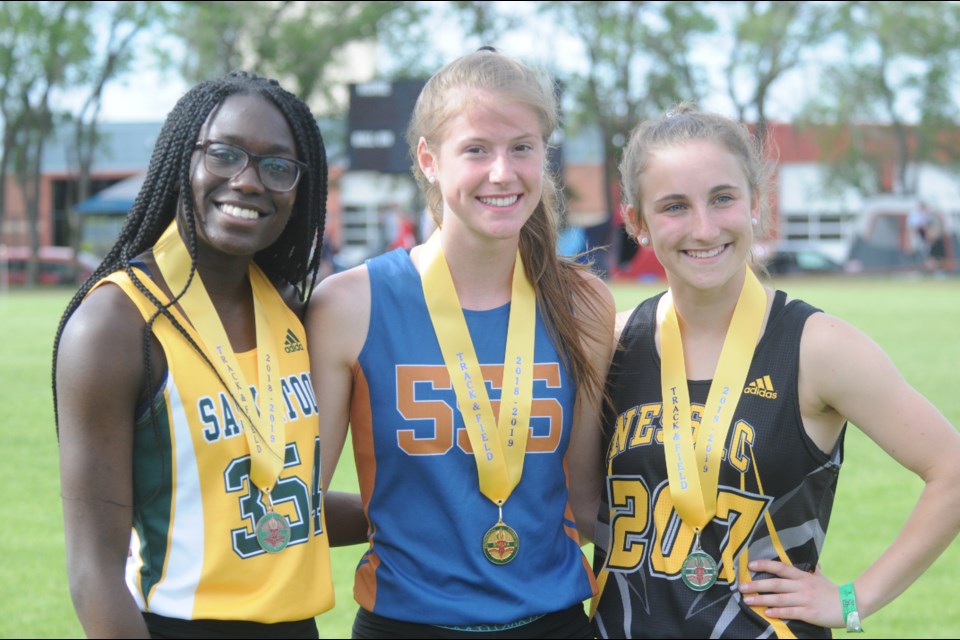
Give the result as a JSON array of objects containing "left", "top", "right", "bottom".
[
  {"left": 307, "top": 47, "right": 614, "bottom": 638},
  {"left": 418, "top": 204, "right": 438, "bottom": 242},
  {"left": 557, "top": 224, "right": 589, "bottom": 264},
  {"left": 926, "top": 220, "right": 948, "bottom": 273},
  {"left": 53, "top": 71, "right": 343, "bottom": 638},
  {"left": 380, "top": 202, "right": 401, "bottom": 251},
  {"left": 320, "top": 233, "right": 341, "bottom": 279},
  {"left": 587, "top": 104, "right": 960, "bottom": 638},
  {"left": 907, "top": 200, "right": 933, "bottom": 266},
  {"left": 384, "top": 204, "right": 417, "bottom": 251}
]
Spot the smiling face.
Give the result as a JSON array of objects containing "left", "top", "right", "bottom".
[
  {"left": 417, "top": 93, "right": 545, "bottom": 246},
  {"left": 185, "top": 93, "right": 298, "bottom": 262},
  {"left": 637, "top": 139, "right": 758, "bottom": 293}
]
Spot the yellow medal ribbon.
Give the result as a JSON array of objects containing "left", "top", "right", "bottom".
[
  {"left": 419, "top": 231, "right": 536, "bottom": 506},
  {"left": 660, "top": 265, "right": 766, "bottom": 534},
  {"left": 592, "top": 266, "right": 766, "bottom": 612},
  {"left": 153, "top": 220, "right": 285, "bottom": 495}
]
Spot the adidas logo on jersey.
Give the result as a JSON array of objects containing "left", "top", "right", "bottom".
[
  {"left": 284, "top": 329, "right": 304, "bottom": 353},
  {"left": 744, "top": 374, "right": 777, "bottom": 399}
]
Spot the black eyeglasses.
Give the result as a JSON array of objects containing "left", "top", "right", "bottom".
[{"left": 195, "top": 139, "right": 307, "bottom": 192}]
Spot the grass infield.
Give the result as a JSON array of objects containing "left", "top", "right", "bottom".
[{"left": 1, "top": 273, "right": 957, "bottom": 638}]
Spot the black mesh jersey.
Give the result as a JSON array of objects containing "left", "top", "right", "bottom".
[{"left": 593, "top": 291, "right": 843, "bottom": 639}]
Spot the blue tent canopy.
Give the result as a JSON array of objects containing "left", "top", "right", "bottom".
[{"left": 74, "top": 173, "right": 145, "bottom": 215}]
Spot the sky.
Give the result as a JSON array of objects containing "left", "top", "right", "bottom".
[
  {"left": 77, "top": 0, "right": 892, "bottom": 131},
  {"left": 52, "top": 19, "right": 189, "bottom": 124},
  {"left": 82, "top": 3, "right": 817, "bottom": 125},
  {"left": 96, "top": 68, "right": 189, "bottom": 123}
]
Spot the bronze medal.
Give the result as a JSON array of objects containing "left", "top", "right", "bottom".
[
  {"left": 256, "top": 511, "right": 291, "bottom": 553},
  {"left": 681, "top": 550, "right": 718, "bottom": 591},
  {"left": 482, "top": 521, "right": 519, "bottom": 565}
]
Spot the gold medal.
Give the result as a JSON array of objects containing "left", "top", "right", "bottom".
[
  {"left": 256, "top": 509, "right": 291, "bottom": 553},
  {"left": 482, "top": 519, "right": 519, "bottom": 565}
]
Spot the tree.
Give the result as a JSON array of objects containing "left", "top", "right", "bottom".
[
  {"left": 69, "top": 2, "right": 160, "bottom": 207},
  {"left": 0, "top": 1, "right": 93, "bottom": 284},
  {"left": 722, "top": 1, "right": 831, "bottom": 143},
  {"left": 377, "top": 1, "right": 532, "bottom": 83},
  {"left": 0, "top": 2, "right": 159, "bottom": 283},
  {"left": 800, "top": 0, "right": 960, "bottom": 197},
  {"left": 0, "top": 3, "right": 18, "bottom": 240},
  {"left": 538, "top": 0, "right": 715, "bottom": 269},
  {"left": 447, "top": 0, "right": 523, "bottom": 47},
  {"left": 170, "top": 1, "right": 423, "bottom": 115}
]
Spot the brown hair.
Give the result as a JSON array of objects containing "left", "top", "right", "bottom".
[
  {"left": 407, "top": 48, "right": 608, "bottom": 398},
  {"left": 620, "top": 102, "right": 775, "bottom": 245}
]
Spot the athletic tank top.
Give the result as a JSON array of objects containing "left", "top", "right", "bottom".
[
  {"left": 349, "top": 249, "right": 596, "bottom": 625},
  {"left": 593, "top": 291, "right": 840, "bottom": 638},
  {"left": 91, "top": 266, "right": 333, "bottom": 623}
]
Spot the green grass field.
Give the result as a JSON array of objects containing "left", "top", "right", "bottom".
[{"left": 1, "top": 274, "right": 958, "bottom": 638}]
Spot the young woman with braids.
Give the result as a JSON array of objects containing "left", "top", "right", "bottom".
[
  {"left": 53, "top": 71, "right": 352, "bottom": 638},
  {"left": 306, "top": 48, "right": 615, "bottom": 638}
]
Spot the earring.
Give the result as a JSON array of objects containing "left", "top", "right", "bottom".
[
  {"left": 427, "top": 175, "right": 435, "bottom": 184},
  {"left": 751, "top": 217, "right": 758, "bottom": 226},
  {"left": 639, "top": 236, "right": 649, "bottom": 247}
]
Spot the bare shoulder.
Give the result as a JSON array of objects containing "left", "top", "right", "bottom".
[
  {"left": 799, "top": 310, "right": 874, "bottom": 362},
  {"left": 797, "top": 309, "right": 901, "bottom": 445},
  {"left": 573, "top": 266, "right": 611, "bottom": 292},
  {"left": 58, "top": 283, "right": 148, "bottom": 380},
  {"left": 306, "top": 264, "right": 371, "bottom": 363},
  {"left": 56, "top": 283, "right": 150, "bottom": 468},
  {"left": 309, "top": 264, "right": 371, "bottom": 315},
  {"left": 571, "top": 268, "right": 615, "bottom": 317},
  {"left": 799, "top": 306, "right": 960, "bottom": 472},
  {"left": 569, "top": 269, "right": 616, "bottom": 373},
  {"left": 797, "top": 310, "right": 889, "bottom": 393}
]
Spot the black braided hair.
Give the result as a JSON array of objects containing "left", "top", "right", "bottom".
[{"left": 52, "top": 70, "right": 328, "bottom": 436}]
